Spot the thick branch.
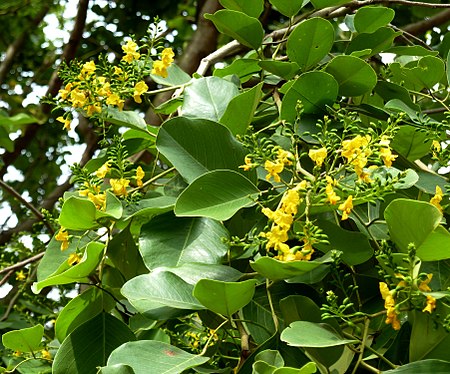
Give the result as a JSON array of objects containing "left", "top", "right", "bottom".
[
  {"left": 0, "top": 3, "right": 50, "bottom": 85},
  {"left": 402, "top": 8, "right": 450, "bottom": 35},
  {"left": 0, "top": 0, "right": 90, "bottom": 178}
]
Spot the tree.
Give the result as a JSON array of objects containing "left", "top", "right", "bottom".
[{"left": 2, "top": 0, "right": 450, "bottom": 372}]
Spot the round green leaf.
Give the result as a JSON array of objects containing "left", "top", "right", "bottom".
[
  {"left": 250, "top": 256, "right": 331, "bottom": 280},
  {"left": 287, "top": 18, "right": 334, "bottom": 71},
  {"left": 269, "top": 0, "right": 308, "bottom": 17},
  {"left": 219, "top": 0, "right": 264, "bottom": 18},
  {"left": 55, "top": 287, "right": 113, "bottom": 342},
  {"left": 139, "top": 214, "right": 229, "bottom": 270},
  {"left": 104, "top": 108, "right": 148, "bottom": 133},
  {"left": 181, "top": 76, "right": 239, "bottom": 121},
  {"left": 214, "top": 59, "right": 261, "bottom": 83},
  {"left": 384, "top": 199, "right": 442, "bottom": 253},
  {"left": 193, "top": 278, "right": 258, "bottom": 316},
  {"left": 346, "top": 27, "right": 401, "bottom": 58},
  {"left": 121, "top": 271, "right": 204, "bottom": 320},
  {"left": 123, "top": 196, "right": 176, "bottom": 221},
  {"left": 258, "top": 61, "right": 300, "bottom": 80},
  {"left": 174, "top": 170, "right": 259, "bottom": 221},
  {"left": 281, "top": 321, "right": 358, "bottom": 348},
  {"left": 204, "top": 10, "right": 264, "bottom": 50},
  {"left": 53, "top": 312, "right": 135, "bottom": 374},
  {"left": 2, "top": 324, "right": 44, "bottom": 353},
  {"left": 280, "top": 72, "right": 338, "bottom": 122},
  {"left": 59, "top": 196, "right": 98, "bottom": 231},
  {"left": 107, "top": 340, "right": 209, "bottom": 374},
  {"left": 416, "top": 226, "right": 450, "bottom": 261},
  {"left": 354, "top": 6, "right": 395, "bottom": 33},
  {"left": 160, "top": 263, "right": 242, "bottom": 285},
  {"left": 156, "top": 117, "right": 253, "bottom": 183},
  {"left": 325, "top": 55, "right": 377, "bottom": 97}
]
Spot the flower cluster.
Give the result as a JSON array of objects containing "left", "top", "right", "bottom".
[
  {"left": 264, "top": 149, "right": 294, "bottom": 183},
  {"left": 260, "top": 182, "right": 314, "bottom": 261},
  {"left": 430, "top": 185, "right": 444, "bottom": 213},
  {"left": 379, "top": 282, "right": 401, "bottom": 330},
  {"left": 55, "top": 40, "right": 174, "bottom": 130}
]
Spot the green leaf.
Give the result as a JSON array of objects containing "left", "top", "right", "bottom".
[
  {"left": 139, "top": 214, "right": 229, "bottom": 270},
  {"left": 156, "top": 117, "right": 253, "bottom": 183},
  {"left": 107, "top": 340, "right": 209, "bottom": 374},
  {"left": 280, "top": 72, "right": 338, "bottom": 122},
  {"left": 0, "top": 112, "right": 39, "bottom": 126},
  {"left": 181, "top": 76, "right": 239, "bottom": 121},
  {"left": 121, "top": 271, "right": 204, "bottom": 320},
  {"left": 204, "top": 10, "right": 264, "bottom": 50},
  {"left": 175, "top": 170, "right": 259, "bottom": 221},
  {"left": 193, "top": 279, "right": 258, "bottom": 316},
  {"left": 375, "top": 81, "right": 419, "bottom": 111},
  {"left": 391, "top": 125, "right": 431, "bottom": 160},
  {"left": 55, "top": 287, "right": 114, "bottom": 342},
  {"left": 416, "top": 226, "right": 450, "bottom": 261},
  {"left": 268, "top": 0, "right": 308, "bottom": 17},
  {"left": 153, "top": 97, "right": 183, "bottom": 115},
  {"left": 160, "top": 263, "right": 242, "bottom": 285},
  {"left": 219, "top": 0, "right": 264, "bottom": 18},
  {"left": 2, "top": 324, "right": 44, "bottom": 353},
  {"left": 315, "top": 219, "right": 373, "bottom": 265},
  {"left": 100, "top": 364, "right": 135, "bottom": 374},
  {"left": 53, "top": 312, "right": 135, "bottom": 374},
  {"left": 281, "top": 321, "right": 358, "bottom": 347},
  {"left": 325, "top": 55, "right": 377, "bottom": 97},
  {"left": 353, "top": 6, "right": 395, "bottom": 33},
  {"left": 259, "top": 61, "right": 300, "bottom": 80},
  {"left": 250, "top": 256, "right": 331, "bottom": 280},
  {"left": 346, "top": 27, "right": 401, "bottom": 58},
  {"left": 287, "top": 18, "right": 334, "bottom": 71},
  {"left": 214, "top": 59, "right": 261, "bottom": 83},
  {"left": 59, "top": 196, "right": 98, "bottom": 230},
  {"left": 383, "top": 360, "right": 450, "bottom": 373},
  {"left": 254, "top": 350, "right": 284, "bottom": 367},
  {"left": 384, "top": 199, "right": 442, "bottom": 253},
  {"left": 122, "top": 196, "right": 176, "bottom": 220},
  {"left": 220, "top": 82, "right": 263, "bottom": 135},
  {"left": 387, "top": 45, "right": 439, "bottom": 57},
  {"left": 415, "top": 170, "right": 448, "bottom": 195},
  {"left": 32, "top": 242, "right": 105, "bottom": 293},
  {"left": 104, "top": 107, "right": 148, "bottom": 133}
]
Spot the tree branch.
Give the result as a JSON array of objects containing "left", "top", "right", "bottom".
[
  {"left": 0, "top": 0, "right": 90, "bottom": 178},
  {"left": 402, "top": 8, "right": 450, "bottom": 36},
  {"left": 0, "top": 3, "right": 50, "bottom": 85}
]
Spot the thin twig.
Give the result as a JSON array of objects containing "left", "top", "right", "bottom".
[
  {"left": 0, "top": 252, "right": 45, "bottom": 275},
  {"left": 0, "top": 179, "right": 54, "bottom": 235}
]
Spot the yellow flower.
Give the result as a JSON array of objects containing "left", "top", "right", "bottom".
[
  {"left": 136, "top": 166, "right": 145, "bottom": 187},
  {"left": 264, "top": 160, "right": 283, "bottom": 182},
  {"left": 379, "top": 282, "right": 401, "bottom": 330},
  {"left": 56, "top": 116, "right": 71, "bottom": 131},
  {"left": 88, "top": 192, "right": 106, "bottom": 210},
  {"left": 151, "top": 60, "right": 169, "bottom": 78},
  {"left": 423, "top": 295, "right": 436, "bottom": 314},
  {"left": 379, "top": 137, "right": 397, "bottom": 167},
  {"left": 113, "top": 66, "right": 123, "bottom": 75},
  {"left": 418, "top": 273, "right": 433, "bottom": 292},
  {"left": 342, "top": 135, "right": 371, "bottom": 161},
  {"left": 122, "top": 40, "right": 140, "bottom": 63},
  {"left": 133, "top": 81, "right": 149, "bottom": 104},
  {"left": 338, "top": 195, "right": 353, "bottom": 220},
  {"left": 80, "top": 61, "right": 96, "bottom": 76},
  {"left": 325, "top": 178, "right": 340, "bottom": 205},
  {"left": 161, "top": 47, "right": 175, "bottom": 65},
  {"left": 280, "top": 189, "right": 300, "bottom": 215},
  {"left": 95, "top": 162, "right": 111, "bottom": 178},
  {"left": 277, "top": 149, "right": 294, "bottom": 166},
  {"left": 70, "top": 88, "right": 88, "bottom": 108},
  {"left": 67, "top": 253, "right": 81, "bottom": 266},
  {"left": 239, "top": 156, "right": 255, "bottom": 171},
  {"left": 110, "top": 178, "right": 130, "bottom": 197},
  {"left": 59, "top": 82, "right": 73, "bottom": 100},
  {"left": 430, "top": 185, "right": 444, "bottom": 213},
  {"left": 96, "top": 78, "right": 111, "bottom": 97},
  {"left": 55, "top": 228, "right": 69, "bottom": 251},
  {"left": 261, "top": 226, "right": 289, "bottom": 253},
  {"left": 262, "top": 208, "right": 293, "bottom": 230},
  {"left": 41, "top": 350, "right": 52, "bottom": 360},
  {"left": 309, "top": 147, "right": 327, "bottom": 167},
  {"left": 15, "top": 270, "right": 26, "bottom": 281},
  {"left": 432, "top": 140, "right": 441, "bottom": 152},
  {"left": 86, "top": 103, "right": 102, "bottom": 117},
  {"left": 106, "top": 93, "right": 124, "bottom": 110}
]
